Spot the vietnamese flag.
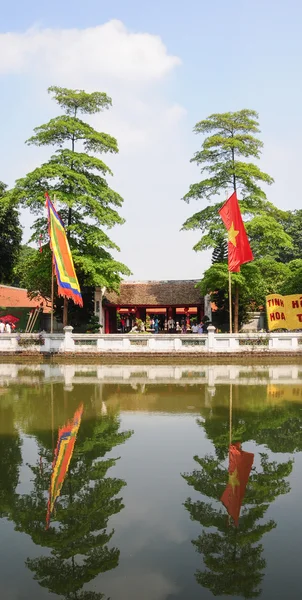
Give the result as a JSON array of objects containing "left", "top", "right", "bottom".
[
  {"left": 220, "top": 442, "right": 254, "bottom": 526},
  {"left": 219, "top": 192, "right": 254, "bottom": 272}
]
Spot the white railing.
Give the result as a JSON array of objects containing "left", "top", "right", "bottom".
[
  {"left": 0, "top": 363, "right": 302, "bottom": 390},
  {"left": 0, "top": 326, "right": 302, "bottom": 354}
]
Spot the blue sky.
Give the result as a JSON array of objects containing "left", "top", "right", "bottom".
[{"left": 1, "top": 0, "right": 301, "bottom": 280}]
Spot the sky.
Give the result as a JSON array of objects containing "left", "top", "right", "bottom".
[{"left": 1, "top": 0, "right": 302, "bottom": 281}]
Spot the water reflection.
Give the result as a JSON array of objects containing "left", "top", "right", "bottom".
[
  {"left": 46, "top": 403, "right": 83, "bottom": 528},
  {"left": 183, "top": 382, "right": 296, "bottom": 598},
  {"left": 0, "top": 403, "right": 22, "bottom": 518},
  {"left": 0, "top": 383, "right": 132, "bottom": 599},
  {"left": 0, "top": 364, "right": 302, "bottom": 599}
]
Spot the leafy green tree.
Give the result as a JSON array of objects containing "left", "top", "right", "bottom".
[
  {"left": 13, "top": 246, "right": 99, "bottom": 330},
  {"left": 181, "top": 110, "right": 293, "bottom": 331},
  {"left": 9, "top": 86, "right": 131, "bottom": 325},
  {"left": 281, "top": 264, "right": 302, "bottom": 295},
  {"left": 9, "top": 404, "right": 132, "bottom": 599},
  {"left": 0, "top": 181, "right": 22, "bottom": 283},
  {"left": 200, "top": 258, "right": 293, "bottom": 331},
  {"left": 279, "top": 210, "right": 302, "bottom": 262},
  {"left": 199, "top": 262, "right": 266, "bottom": 331},
  {"left": 182, "top": 109, "right": 274, "bottom": 251},
  {"left": 245, "top": 216, "right": 293, "bottom": 260},
  {"left": 256, "top": 258, "right": 291, "bottom": 296}
]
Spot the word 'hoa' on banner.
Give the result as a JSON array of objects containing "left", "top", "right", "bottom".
[{"left": 266, "top": 293, "right": 302, "bottom": 331}]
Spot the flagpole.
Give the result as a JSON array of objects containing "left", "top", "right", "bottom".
[
  {"left": 229, "top": 383, "right": 233, "bottom": 446},
  {"left": 51, "top": 381, "right": 54, "bottom": 450},
  {"left": 50, "top": 195, "right": 56, "bottom": 335},
  {"left": 50, "top": 263, "right": 54, "bottom": 334},
  {"left": 228, "top": 270, "right": 232, "bottom": 334}
]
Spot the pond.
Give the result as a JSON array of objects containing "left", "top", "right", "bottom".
[{"left": 0, "top": 363, "right": 301, "bottom": 599}]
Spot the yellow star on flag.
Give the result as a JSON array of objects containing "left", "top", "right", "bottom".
[
  {"left": 228, "top": 468, "right": 240, "bottom": 493},
  {"left": 228, "top": 222, "right": 239, "bottom": 247}
]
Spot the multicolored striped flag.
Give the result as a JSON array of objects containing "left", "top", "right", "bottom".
[
  {"left": 45, "top": 193, "right": 83, "bottom": 306},
  {"left": 46, "top": 404, "right": 83, "bottom": 528}
]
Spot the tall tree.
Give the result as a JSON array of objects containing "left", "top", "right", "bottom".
[
  {"left": 181, "top": 110, "right": 291, "bottom": 331},
  {"left": 0, "top": 181, "right": 22, "bottom": 284},
  {"left": 10, "top": 86, "right": 131, "bottom": 325}
]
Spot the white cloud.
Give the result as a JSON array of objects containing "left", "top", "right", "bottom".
[
  {"left": 0, "top": 20, "right": 181, "bottom": 82},
  {"left": 0, "top": 21, "right": 207, "bottom": 280}
]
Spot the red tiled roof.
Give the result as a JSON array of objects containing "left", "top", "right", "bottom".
[{"left": 0, "top": 285, "right": 51, "bottom": 312}]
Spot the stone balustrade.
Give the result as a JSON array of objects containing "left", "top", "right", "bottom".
[{"left": 0, "top": 325, "right": 302, "bottom": 354}]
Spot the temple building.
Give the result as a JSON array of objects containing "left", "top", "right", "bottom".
[{"left": 94, "top": 280, "right": 211, "bottom": 333}]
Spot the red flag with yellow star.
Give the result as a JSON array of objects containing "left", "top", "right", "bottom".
[
  {"left": 220, "top": 442, "right": 254, "bottom": 526},
  {"left": 219, "top": 192, "right": 254, "bottom": 272}
]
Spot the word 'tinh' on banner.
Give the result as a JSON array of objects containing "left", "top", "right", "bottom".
[{"left": 266, "top": 293, "right": 302, "bottom": 331}]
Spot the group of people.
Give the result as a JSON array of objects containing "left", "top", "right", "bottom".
[
  {"left": 0, "top": 321, "right": 15, "bottom": 333},
  {"left": 118, "top": 314, "right": 206, "bottom": 334},
  {"left": 165, "top": 317, "right": 204, "bottom": 334}
]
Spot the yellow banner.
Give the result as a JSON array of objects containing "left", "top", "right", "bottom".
[
  {"left": 266, "top": 293, "right": 302, "bottom": 331},
  {"left": 267, "top": 384, "right": 302, "bottom": 403}
]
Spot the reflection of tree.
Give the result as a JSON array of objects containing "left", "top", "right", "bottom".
[
  {"left": 0, "top": 403, "right": 22, "bottom": 517},
  {"left": 10, "top": 410, "right": 132, "bottom": 599},
  {"left": 183, "top": 406, "right": 293, "bottom": 598},
  {"left": 200, "top": 384, "right": 302, "bottom": 458}
]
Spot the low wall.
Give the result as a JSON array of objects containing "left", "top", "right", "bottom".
[
  {"left": 0, "top": 326, "right": 302, "bottom": 354},
  {"left": 0, "top": 363, "right": 301, "bottom": 388}
]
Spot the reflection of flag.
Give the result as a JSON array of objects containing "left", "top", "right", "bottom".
[
  {"left": 46, "top": 404, "right": 83, "bottom": 528},
  {"left": 45, "top": 193, "right": 83, "bottom": 306},
  {"left": 219, "top": 192, "right": 254, "bottom": 272},
  {"left": 220, "top": 442, "right": 254, "bottom": 526}
]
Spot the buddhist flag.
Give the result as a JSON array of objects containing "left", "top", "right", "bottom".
[
  {"left": 46, "top": 404, "right": 83, "bottom": 528},
  {"left": 219, "top": 192, "right": 254, "bottom": 272},
  {"left": 45, "top": 193, "right": 83, "bottom": 307},
  {"left": 220, "top": 442, "right": 254, "bottom": 526}
]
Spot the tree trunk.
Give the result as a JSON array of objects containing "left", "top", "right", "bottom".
[
  {"left": 234, "top": 285, "right": 239, "bottom": 333},
  {"left": 63, "top": 298, "right": 68, "bottom": 327}
]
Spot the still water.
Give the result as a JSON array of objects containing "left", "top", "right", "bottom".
[{"left": 0, "top": 363, "right": 301, "bottom": 600}]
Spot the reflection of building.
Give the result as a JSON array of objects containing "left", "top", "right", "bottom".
[{"left": 95, "top": 280, "right": 207, "bottom": 333}]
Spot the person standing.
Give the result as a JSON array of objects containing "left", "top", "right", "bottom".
[
  {"left": 0, "top": 321, "right": 4, "bottom": 334},
  {"left": 168, "top": 316, "right": 175, "bottom": 333},
  {"left": 154, "top": 317, "right": 159, "bottom": 334},
  {"left": 5, "top": 322, "right": 11, "bottom": 333}
]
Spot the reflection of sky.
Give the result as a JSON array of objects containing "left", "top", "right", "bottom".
[
  {"left": 98, "top": 412, "right": 208, "bottom": 600},
  {"left": 0, "top": 371, "right": 302, "bottom": 599},
  {"left": 0, "top": 434, "right": 54, "bottom": 600},
  {"left": 259, "top": 452, "right": 302, "bottom": 600}
]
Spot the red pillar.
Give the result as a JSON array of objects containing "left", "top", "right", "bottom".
[{"left": 105, "top": 309, "right": 110, "bottom": 334}]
